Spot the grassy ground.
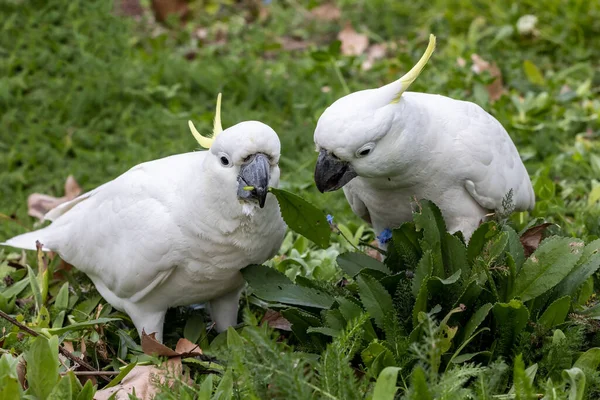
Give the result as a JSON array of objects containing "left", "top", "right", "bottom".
[{"left": 1, "top": 0, "right": 599, "bottom": 242}]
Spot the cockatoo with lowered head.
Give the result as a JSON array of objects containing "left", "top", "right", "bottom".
[
  {"left": 2, "top": 94, "right": 286, "bottom": 342},
  {"left": 313, "top": 35, "right": 534, "bottom": 242}
]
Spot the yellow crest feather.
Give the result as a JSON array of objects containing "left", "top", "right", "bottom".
[
  {"left": 188, "top": 93, "right": 224, "bottom": 149},
  {"left": 390, "top": 34, "right": 436, "bottom": 104}
]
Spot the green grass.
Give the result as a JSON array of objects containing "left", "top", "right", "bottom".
[{"left": 2, "top": 0, "right": 599, "bottom": 242}]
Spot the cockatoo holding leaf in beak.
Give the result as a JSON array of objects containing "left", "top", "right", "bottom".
[
  {"left": 2, "top": 94, "right": 286, "bottom": 342},
  {"left": 314, "top": 35, "right": 534, "bottom": 242}
]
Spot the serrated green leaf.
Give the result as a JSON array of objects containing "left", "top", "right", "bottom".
[
  {"left": 442, "top": 232, "right": 468, "bottom": 278},
  {"left": 336, "top": 297, "right": 363, "bottom": 322},
  {"left": 493, "top": 300, "right": 530, "bottom": 357},
  {"left": 410, "top": 366, "right": 433, "bottom": 400},
  {"left": 552, "top": 239, "right": 600, "bottom": 301},
  {"left": 269, "top": 188, "right": 330, "bottom": 248},
  {"left": 538, "top": 296, "right": 571, "bottom": 330},
  {"left": 337, "top": 252, "right": 390, "bottom": 277},
  {"left": 413, "top": 277, "right": 429, "bottom": 328},
  {"left": 306, "top": 326, "right": 339, "bottom": 337},
  {"left": 372, "top": 366, "right": 401, "bottom": 400},
  {"left": 413, "top": 200, "right": 446, "bottom": 277},
  {"left": 227, "top": 326, "right": 243, "bottom": 348},
  {"left": 467, "top": 222, "right": 499, "bottom": 265},
  {"left": 513, "top": 237, "right": 585, "bottom": 302},
  {"left": 357, "top": 274, "right": 394, "bottom": 330},
  {"left": 412, "top": 250, "right": 433, "bottom": 297},
  {"left": 214, "top": 368, "right": 234, "bottom": 400}
]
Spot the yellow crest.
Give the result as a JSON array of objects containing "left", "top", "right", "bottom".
[
  {"left": 188, "top": 93, "right": 224, "bottom": 149},
  {"left": 390, "top": 34, "right": 436, "bottom": 104}
]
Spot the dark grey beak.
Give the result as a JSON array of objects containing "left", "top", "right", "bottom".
[
  {"left": 314, "top": 149, "right": 357, "bottom": 193},
  {"left": 237, "top": 153, "right": 270, "bottom": 208}
]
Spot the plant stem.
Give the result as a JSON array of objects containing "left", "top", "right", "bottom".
[
  {"left": 330, "top": 59, "right": 350, "bottom": 95},
  {"left": 0, "top": 309, "right": 111, "bottom": 383}
]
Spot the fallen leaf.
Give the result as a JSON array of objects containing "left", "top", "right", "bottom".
[
  {"left": 141, "top": 330, "right": 203, "bottom": 358},
  {"left": 520, "top": 223, "right": 553, "bottom": 257},
  {"left": 338, "top": 22, "right": 369, "bottom": 56},
  {"left": 456, "top": 57, "right": 466, "bottom": 68},
  {"left": 114, "top": 0, "right": 143, "bottom": 17},
  {"left": 361, "top": 43, "right": 387, "bottom": 71},
  {"left": 27, "top": 175, "right": 82, "bottom": 221},
  {"left": 94, "top": 365, "right": 163, "bottom": 400},
  {"left": 278, "top": 36, "right": 311, "bottom": 51},
  {"left": 150, "top": 0, "right": 190, "bottom": 24},
  {"left": 261, "top": 309, "right": 292, "bottom": 331},
  {"left": 310, "top": 3, "right": 341, "bottom": 21},
  {"left": 471, "top": 54, "right": 505, "bottom": 102}
]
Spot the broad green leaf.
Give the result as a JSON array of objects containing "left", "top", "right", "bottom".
[
  {"left": 214, "top": 368, "right": 234, "bottom": 400},
  {"left": 0, "top": 354, "right": 21, "bottom": 400},
  {"left": 184, "top": 314, "right": 204, "bottom": 344},
  {"left": 552, "top": 239, "right": 600, "bottom": 301},
  {"left": 576, "top": 276, "right": 594, "bottom": 307},
  {"left": 26, "top": 336, "right": 60, "bottom": 400},
  {"left": 512, "top": 237, "right": 585, "bottom": 302},
  {"left": 451, "top": 351, "right": 491, "bottom": 364},
  {"left": 306, "top": 326, "right": 339, "bottom": 337},
  {"left": 492, "top": 300, "right": 529, "bottom": 357},
  {"left": 269, "top": 188, "right": 330, "bottom": 248},
  {"left": 372, "top": 366, "right": 401, "bottom": 400},
  {"left": 442, "top": 232, "right": 468, "bottom": 278},
  {"left": 198, "top": 374, "right": 214, "bottom": 400},
  {"left": 1, "top": 278, "right": 29, "bottom": 299},
  {"left": 524, "top": 60, "right": 546, "bottom": 85},
  {"left": 461, "top": 303, "right": 493, "bottom": 345},
  {"left": 361, "top": 341, "right": 394, "bottom": 373},
  {"left": 504, "top": 226, "right": 526, "bottom": 272},
  {"left": 562, "top": 368, "right": 586, "bottom": 400},
  {"left": 391, "top": 222, "right": 422, "bottom": 270},
  {"left": 356, "top": 274, "right": 394, "bottom": 330},
  {"left": 538, "top": 296, "right": 571, "bottom": 330},
  {"left": 574, "top": 348, "right": 600, "bottom": 371},
  {"left": 0, "top": 292, "right": 15, "bottom": 313},
  {"left": 48, "top": 371, "right": 81, "bottom": 400},
  {"left": 412, "top": 250, "right": 433, "bottom": 297},
  {"left": 45, "top": 318, "right": 120, "bottom": 335},
  {"left": 227, "top": 326, "right": 243, "bottom": 348},
  {"left": 54, "top": 282, "right": 69, "bottom": 311},
  {"left": 76, "top": 380, "right": 96, "bottom": 400},
  {"left": 243, "top": 264, "right": 334, "bottom": 308},
  {"left": 103, "top": 362, "right": 137, "bottom": 389},
  {"left": 337, "top": 252, "right": 390, "bottom": 277},
  {"left": 410, "top": 366, "right": 433, "bottom": 400}
]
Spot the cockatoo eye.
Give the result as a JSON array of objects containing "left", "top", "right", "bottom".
[
  {"left": 218, "top": 153, "right": 232, "bottom": 167},
  {"left": 356, "top": 143, "right": 375, "bottom": 158}
]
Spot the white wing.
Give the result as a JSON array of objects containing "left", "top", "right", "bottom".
[
  {"left": 454, "top": 101, "right": 535, "bottom": 213},
  {"left": 6, "top": 153, "right": 205, "bottom": 301}
]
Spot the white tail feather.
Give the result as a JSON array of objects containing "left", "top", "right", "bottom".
[{"left": 1, "top": 229, "right": 52, "bottom": 251}]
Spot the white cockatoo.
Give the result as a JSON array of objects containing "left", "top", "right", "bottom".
[
  {"left": 313, "top": 35, "right": 534, "bottom": 242},
  {"left": 2, "top": 94, "right": 286, "bottom": 342}
]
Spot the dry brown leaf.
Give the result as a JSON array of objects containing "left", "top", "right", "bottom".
[
  {"left": 141, "top": 330, "right": 203, "bottom": 358},
  {"left": 362, "top": 43, "right": 387, "bottom": 71},
  {"left": 470, "top": 54, "right": 504, "bottom": 102},
  {"left": 27, "top": 175, "right": 82, "bottom": 221},
  {"left": 338, "top": 22, "right": 369, "bottom": 56},
  {"left": 94, "top": 365, "right": 163, "bottom": 400},
  {"left": 114, "top": 0, "right": 143, "bottom": 17},
  {"left": 520, "top": 223, "right": 553, "bottom": 258},
  {"left": 150, "top": 0, "right": 190, "bottom": 24},
  {"left": 279, "top": 37, "right": 311, "bottom": 51},
  {"left": 261, "top": 309, "right": 292, "bottom": 331},
  {"left": 310, "top": 3, "right": 341, "bottom": 21}
]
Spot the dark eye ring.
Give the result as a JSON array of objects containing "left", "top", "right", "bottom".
[
  {"left": 220, "top": 156, "right": 230, "bottom": 166},
  {"left": 359, "top": 148, "right": 371, "bottom": 156}
]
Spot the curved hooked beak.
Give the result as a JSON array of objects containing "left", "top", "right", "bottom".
[
  {"left": 237, "top": 153, "right": 271, "bottom": 208},
  {"left": 314, "top": 149, "right": 358, "bottom": 193}
]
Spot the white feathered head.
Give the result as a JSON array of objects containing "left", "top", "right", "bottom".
[{"left": 313, "top": 34, "right": 436, "bottom": 192}]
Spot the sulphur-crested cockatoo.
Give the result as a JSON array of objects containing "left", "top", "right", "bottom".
[
  {"left": 2, "top": 94, "right": 286, "bottom": 342},
  {"left": 314, "top": 35, "right": 534, "bottom": 242}
]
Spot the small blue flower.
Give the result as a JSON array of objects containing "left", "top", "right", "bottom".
[
  {"left": 377, "top": 228, "right": 392, "bottom": 245},
  {"left": 326, "top": 214, "right": 334, "bottom": 225}
]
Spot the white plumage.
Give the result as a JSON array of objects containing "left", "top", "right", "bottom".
[
  {"left": 314, "top": 35, "right": 534, "bottom": 241},
  {"left": 2, "top": 103, "right": 286, "bottom": 342}
]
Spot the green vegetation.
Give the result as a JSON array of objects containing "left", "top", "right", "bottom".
[{"left": 1, "top": 0, "right": 600, "bottom": 398}]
